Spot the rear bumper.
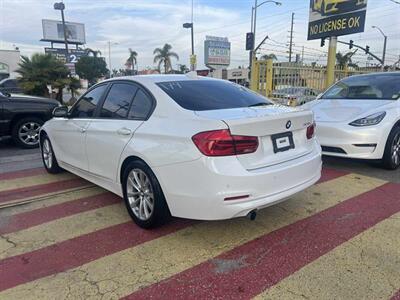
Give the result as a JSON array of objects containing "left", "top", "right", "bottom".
[
  {"left": 316, "top": 122, "right": 389, "bottom": 160},
  {"left": 154, "top": 141, "right": 322, "bottom": 220}
]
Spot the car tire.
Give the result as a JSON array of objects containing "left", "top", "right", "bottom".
[
  {"left": 382, "top": 126, "right": 400, "bottom": 170},
  {"left": 122, "top": 160, "right": 171, "bottom": 229},
  {"left": 12, "top": 117, "right": 43, "bottom": 149},
  {"left": 41, "top": 135, "right": 63, "bottom": 174}
]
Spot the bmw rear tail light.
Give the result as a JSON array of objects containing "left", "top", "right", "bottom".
[
  {"left": 306, "top": 122, "right": 316, "bottom": 139},
  {"left": 192, "top": 129, "right": 259, "bottom": 156}
]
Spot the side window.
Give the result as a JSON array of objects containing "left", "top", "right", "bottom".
[
  {"left": 128, "top": 89, "right": 153, "bottom": 120},
  {"left": 70, "top": 84, "right": 107, "bottom": 118},
  {"left": 100, "top": 83, "right": 138, "bottom": 118}
]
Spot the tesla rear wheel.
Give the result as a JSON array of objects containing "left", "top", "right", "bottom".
[
  {"left": 41, "top": 136, "right": 62, "bottom": 174},
  {"left": 122, "top": 160, "right": 170, "bottom": 229},
  {"left": 382, "top": 126, "right": 400, "bottom": 170}
]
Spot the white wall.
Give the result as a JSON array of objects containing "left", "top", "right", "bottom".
[{"left": 0, "top": 50, "right": 21, "bottom": 78}]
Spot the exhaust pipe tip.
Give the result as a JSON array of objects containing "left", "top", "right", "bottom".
[{"left": 247, "top": 210, "right": 257, "bottom": 221}]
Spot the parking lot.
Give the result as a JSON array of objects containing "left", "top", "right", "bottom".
[{"left": 0, "top": 141, "right": 399, "bottom": 300}]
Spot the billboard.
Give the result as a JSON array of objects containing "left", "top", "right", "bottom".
[
  {"left": 308, "top": 0, "right": 367, "bottom": 40},
  {"left": 42, "top": 19, "right": 86, "bottom": 44},
  {"left": 204, "top": 36, "right": 230, "bottom": 66},
  {"left": 45, "top": 48, "right": 86, "bottom": 64}
]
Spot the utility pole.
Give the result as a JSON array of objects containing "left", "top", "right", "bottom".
[{"left": 288, "top": 12, "right": 294, "bottom": 62}]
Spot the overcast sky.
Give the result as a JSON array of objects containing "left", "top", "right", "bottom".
[{"left": 0, "top": 0, "right": 399, "bottom": 70}]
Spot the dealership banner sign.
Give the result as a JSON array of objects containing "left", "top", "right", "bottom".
[
  {"left": 45, "top": 48, "right": 86, "bottom": 64},
  {"left": 204, "top": 36, "right": 231, "bottom": 67},
  {"left": 308, "top": 0, "right": 367, "bottom": 40}
]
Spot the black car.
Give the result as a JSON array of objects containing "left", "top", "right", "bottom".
[
  {"left": 0, "top": 91, "right": 59, "bottom": 148},
  {"left": 0, "top": 78, "right": 23, "bottom": 94}
]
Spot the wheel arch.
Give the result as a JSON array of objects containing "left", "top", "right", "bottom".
[
  {"left": 119, "top": 155, "right": 149, "bottom": 184},
  {"left": 10, "top": 113, "right": 46, "bottom": 132}
]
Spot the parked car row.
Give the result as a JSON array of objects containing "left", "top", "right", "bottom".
[
  {"left": 1, "top": 72, "right": 398, "bottom": 229},
  {"left": 37, "top": 71, "right": 399, "bottom": 230}
]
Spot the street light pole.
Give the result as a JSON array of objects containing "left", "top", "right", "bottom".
[
  {"left": 107, "top": 41, "right": 118, "bottom": 77},
  {"left": 54, "top": 2, "right": 69, "bottom": 61},
  {"left": 372, "top": 26, "right": 387, "bottom": 71},
  {"left": 183, "top": 21, "right": 195, "bottom": 71},
  {"left": 249, "top": 0, "right": 281, "bottom": 68}
]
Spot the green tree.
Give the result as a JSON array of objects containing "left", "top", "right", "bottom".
[
  {"left": 16, "top": 53, "right": 76, "bottom": 101},
  {"left": 75, "top": 56, "right": 108, "bottom": 86},
  {"left": 126, "top": 48, "right": 138, "bottom": 72},
  {"left": 153, "top": 43, "right": 179, "bottom": 73},
  {"left": 336, "top": 51, "right": 358, "bottom": 68},
  {"left": 260, "top": 53, "right": 277, "bottom": 60},
  {"left": 178, "top": 64, "right": 189, "bottom": 74}
]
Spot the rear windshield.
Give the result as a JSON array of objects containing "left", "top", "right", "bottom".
[
  {"left": 322, "top": 74, "right": 400, "bottom": 100},
  {"left": 156, "top": 80, "right": 271, "bottom": 111}
]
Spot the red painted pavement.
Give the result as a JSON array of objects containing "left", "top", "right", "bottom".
[
  {"left": 0, "top": 219, "right": 195, "bottom": 292},
  {"left": 317, "top": 168, "right": 348, "bottom": 183},
  {"left": 0, "top": 168, "right": 343, "bottom": 292},
  {"left": 391, "top": 290, "right": 400, "bottom": 300},
  {"left": 126, "top": 182, "right": 400, "bottom": 300},
  {"left": 0, "top": 168, "right": 46, "bottom": 180},
  {"left": 0, "top": 192, "right": 119, "bottom": 235},
  {"left": 0, "top": 178, "right": 90, "bottom": 203}
]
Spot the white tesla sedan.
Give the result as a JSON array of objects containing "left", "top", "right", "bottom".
[
  {"left": 306, "top": 72, "right": 400, "bottom": 169},
  {"left": 40, "top": 74, "right": 321, "bottom": 228}
]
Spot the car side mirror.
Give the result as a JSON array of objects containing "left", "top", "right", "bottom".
[{"left": 53, "top": 106, "right": 69, "bottom": 118}]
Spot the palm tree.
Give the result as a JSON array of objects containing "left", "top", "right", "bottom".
[
  {"left": 84, "top": 48, "right": 101, "bottom": 57},
  {"left": 126, "top": 48, "right": 138, "bottom": 72},
  {"left": 336, "top": 51, "right": 358, "bottom": 68},
  {"left": 260, "top": 53, "right": 277, "bottom": 60},
  {"left": 16, "top": 53, "right": 77, "bottom": 101},
  {"left": 153, "top": 43, "right": 179, "bottom": 74}
]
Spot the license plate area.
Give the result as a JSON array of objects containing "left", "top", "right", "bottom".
[{"left": 271, "top": 132, "right": 295, "bottom": 153}]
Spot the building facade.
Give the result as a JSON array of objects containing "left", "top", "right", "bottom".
[{"left": 0, "top": 49, "right": 21, "bottom": 81}]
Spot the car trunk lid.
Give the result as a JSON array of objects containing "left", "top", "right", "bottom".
[{"left": 195, "top": 106, "right": 314, "bottom": 170}]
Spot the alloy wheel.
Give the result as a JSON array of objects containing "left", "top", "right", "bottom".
[
  {"left": 18, "top": 122, "right": 41, "bottom": 146},
  {"left": 126, "top": 169, "right": 154, "bottom": 221},
  {"left": 391, "top": 132, "right": 400, "bottom": 166},
  {"left": 42, "top": 139, "right": 53, "bottom": 169}
]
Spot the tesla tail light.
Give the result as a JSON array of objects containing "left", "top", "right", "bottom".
[
  {"left": 306, "top": 122, "right": 316, "bottom": 139},
  {"left": 192, "top": 129, "right": 258, "bottom": 156}
]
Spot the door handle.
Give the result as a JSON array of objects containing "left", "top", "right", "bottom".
[{"left": 117, "top": 128, "right": 132, "bottom": 135}]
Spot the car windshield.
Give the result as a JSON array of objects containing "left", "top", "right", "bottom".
[
  {"left": 321, "top": 74, "right": 400, "bottom": 100},
  {"left": 156, "top": 80, "right": 272, "bottom": 111}
]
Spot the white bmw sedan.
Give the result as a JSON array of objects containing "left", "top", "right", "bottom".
[
  {"left": 40, "top": 74, "right": 321, "bottom": 228},
  {"left": 307, "top": 72, "right": 400, "bottom": 169}
]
